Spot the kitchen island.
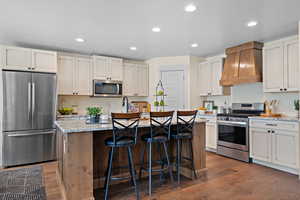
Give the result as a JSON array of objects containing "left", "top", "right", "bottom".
[{"left": 55, "top": 118, "right": 206, "bottom": 200}]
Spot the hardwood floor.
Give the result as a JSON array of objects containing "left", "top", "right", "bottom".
[{"left": 3, "top": 152, "right": 300, "bottom": 200}]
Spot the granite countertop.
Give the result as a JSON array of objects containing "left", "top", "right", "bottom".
[
  {"left": 55, "top": 118, "right": 206, "bottom": 134},
  {"left": 249, "top": 116, "right": 300, "bottom": 122}
]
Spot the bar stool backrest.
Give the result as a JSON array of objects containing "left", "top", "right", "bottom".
[
  {"left": 176, "top": 110, "right": 198, "bottom": 136},
  {"left": 111, "top": 112, "right": 141, "bottom": 145},
  {"left": 150, "top": 111, "right": 174, "bottom": 140}
]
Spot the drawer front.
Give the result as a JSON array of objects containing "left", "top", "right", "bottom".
[{"left": 250, "top": 119, "right": 299, "bottom": 132}]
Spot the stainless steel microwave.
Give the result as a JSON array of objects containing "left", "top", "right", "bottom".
[{"left": 93, "top": 80, "right": 123, "bottom": 97}]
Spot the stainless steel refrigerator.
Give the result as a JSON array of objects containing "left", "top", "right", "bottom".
[{"left": 2, "top": 70, "right": 57, "bottom": 167}]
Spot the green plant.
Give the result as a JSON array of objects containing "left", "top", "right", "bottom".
[
  {"left": 294, "top": 100, "right": 300, "bottom": 111},
  {"left": 154, "top": 101, "right": 159, "bottom": 107},
  {"left": 159, "top": 100, "right": 165, "bottom": 106},
  {"left": 157, "top": 90, "right": 164, "bottom": 96},
  {"left": 86, "top": 107, "right": 103, "bottom": 116}
]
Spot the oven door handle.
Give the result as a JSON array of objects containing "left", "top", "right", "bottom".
[{"left": 217, "top": 120, "right": 247, "bottom": 127}]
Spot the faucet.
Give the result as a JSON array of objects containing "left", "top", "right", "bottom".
[{"left": 122, "top": 96, "right": 129, "bottom": 113}]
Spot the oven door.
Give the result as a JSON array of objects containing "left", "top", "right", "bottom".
[
  {"left": 93, "top": 80, "right": 122, "bottom": 97},
  {"left": 217, "top": 120, "right": 248, "bottom": 151}
]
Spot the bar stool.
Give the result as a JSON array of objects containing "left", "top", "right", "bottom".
[
  {"left": 139, "top": 111, "right": 174, "bottom": 196},
  {"left": 172, "top": 110, "right": 198, "bottom": 184},
  {"left": 104, "top": 112, "right": 141, "bottom": 200}
]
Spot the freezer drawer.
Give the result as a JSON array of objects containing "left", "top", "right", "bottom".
[{"left": 3, "top": 130, "right": 56, "bottom": 167}]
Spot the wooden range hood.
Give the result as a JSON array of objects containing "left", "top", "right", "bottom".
[{"left": 220, "top": 41, "right": 263, "bottom": 86}]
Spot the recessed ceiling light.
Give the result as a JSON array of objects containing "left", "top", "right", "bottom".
[
  {"left": 129, "top": 46, "right": 137, "bottom": 51},
  {"left": 247, "top": 21, "right": 258, "bottom": 27},
  {"left": 75, "top": 38, "right": 85, "bottom": 42},
  {"left": 185, "top": 3, "right": 197, "bottom": 12},
  {"left": 191, "top": 43, "right": 198, "bottom": 48},
  {"left": 152, "top": 27, "right": 161, "bottom": 32}
]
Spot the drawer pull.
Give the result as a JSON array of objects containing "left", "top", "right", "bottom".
[{"left": 265, "top": 123, "right": 277, "bottom": 127}]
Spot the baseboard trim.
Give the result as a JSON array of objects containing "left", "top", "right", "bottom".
[{"left": 253, "top": 159, "right": 299, "bottom": 175}]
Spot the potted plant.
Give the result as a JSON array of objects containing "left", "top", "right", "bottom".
[
  {"left": 294, "top": 100, "right": 299, "bottom": 118},
  {"left": 87, "top": 106, "right": 103, "bottom": 123}
]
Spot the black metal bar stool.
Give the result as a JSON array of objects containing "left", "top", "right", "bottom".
[
  {"left": 139, "top": 111, "right": 174, "bottom": 196},
  {"left": 104, "top": 112, "right": 141, "bottom": 200},
  {"left": 172, "top": 110, "right": 198, "bottom": 184}
]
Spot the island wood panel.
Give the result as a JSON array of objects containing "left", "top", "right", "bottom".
[
  {"left": 57, "top": 131, "right": 94, "bottom": 200},
  {"left": 57, "top": 122, "right": 206, "bottom": 200}
]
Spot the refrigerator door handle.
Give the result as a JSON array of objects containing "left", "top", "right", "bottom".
[
  {"left": 28, "top": 82, "right": 31, "bottom": 120},
  {"left": 7, "top": 131, "right": 55, "bottom": 137},
  {"left": 32, "top": 82, "right": 35, "bottom": 117}
]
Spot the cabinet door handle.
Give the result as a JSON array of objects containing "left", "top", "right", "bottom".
[
  {"left": 271, "top": 130, "right": 275, "bottom": 133},
  {"left": 280, "top": 88, "right": 283, "bottom": 91},
  {"left": 284, "top": 88, "right": 287, "bottom": 91},
  {"left": 267, "top": 130, "right": 271, "bottom": 133},
  {"left": 266, "top": 123, "right": 277, "bottom": 127}
]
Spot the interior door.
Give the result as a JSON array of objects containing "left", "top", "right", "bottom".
[
  {"left": 2, "top": 71, "right": 32, "bottom": 131},
  {"left": 161, "top": 70, "right": 185, "bottom": 110},
  {"left": 32, "top": 73, "right": 56, "bottom": 130}
]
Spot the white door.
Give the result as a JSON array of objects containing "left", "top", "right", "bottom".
[
  {"left": 161, "top": 70, "right": 185, "bottom": 110},
  {"left": 93, "top": 56, "right": 108, "bottom": 80},
  {"left": 263, "top": 44, "right": 284, "bottom": 92},
  {"left": 32, "top": 49, "right": 57, "bottom": 73},
  {"left": 198, "top": 62, "right": 211, "bottom": 96},
  {"left": 271, "top": 130, "right": 298, "bottom": 169},
  {"left": 58, "top": 56, "right": 75, "bottom": 95},
  {"left": 76, "top": 57, "right": 92, "bottom": 95},
  {"left": 109, "top": 58, "right": 123, "bottom": 81},
  {"left": 210, "top": 59, "right": 223, "bottom": 95},
  {"left": 250, "top": 128, "right": 271, "bottom": 162},
  {"left": 284, "top": 40, "right": 299, "bottom": 92},
  {"left": 4, "top": 46, "right": 32, "bottom": 71}
]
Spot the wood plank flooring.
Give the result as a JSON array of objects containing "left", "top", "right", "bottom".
[{"left": 3, "top": 152, "right": 300, "bottom": 200}]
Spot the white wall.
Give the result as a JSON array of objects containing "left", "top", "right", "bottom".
[
  {"left": 146, "top": 56, "right": 204, "bottom": 110},
  {"left": 0, "top": 69, "right": 3, "bottom": 167},
  {"left": 207, "top": 83, "right": 299, "bottom": 116}
]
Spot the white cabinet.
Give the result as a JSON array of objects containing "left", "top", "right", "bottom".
[
  {"left": 250, "top": 128, "right": 271, "bottom": 162},
  {"left": 58, "top": 55, "right": 92, "bottom": 96},
  {"left": 0, "top": 45, "right": 4, "bottom": 67},
  {"left": 58, "top": 56, "right": 75, "bottom": 95},
  {"left": 272, "top": 130, "right": 298, "bottom": 169},
  {"left": 2, "top": 46, "right": 57, "bottom": 73},
  {"left": 123, "top": 63, "right": 149, "bottom": 97},
  {"left": 75, "top": 57, "right": 92, "bottom": 95},
  {"left": 93, "top": 56, "right": 123, "bottom": 81},
  {"left": 250, "top": 119, "right": 299, "bottom": 173},
  {"left": 32, "top": 49, "right": 57, "bottom": 73},
  {"left": 3, "top": 46, "right": 32, "bottom": 71},
  {"left": 263, "top": 36, "right": 299, "bottom": 92},
  {"left": 198, "top": 56, "right": 229, "bottom": 96},
  {"left": 199, "top": 115, "right": 217, "bottom": 151}
]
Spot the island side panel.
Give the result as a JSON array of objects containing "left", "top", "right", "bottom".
[
  {"left": 180, "top": 121, "right": 207, "bottom": 178},
  {"left": 60, "top": 131, "right": 94, "bottom": 200}
]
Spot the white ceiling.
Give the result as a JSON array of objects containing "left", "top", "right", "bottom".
[{"left": 0, "top": 0, "right": 300, "bottom": 60}]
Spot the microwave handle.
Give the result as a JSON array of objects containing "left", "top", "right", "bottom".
[{"left": 117, "top": 84, "right": 120, "bottom": 94}]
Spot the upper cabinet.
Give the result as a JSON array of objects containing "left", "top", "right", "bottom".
[
  {"left": 92, "top": 56, "right": 123, "bottom": 81},
  {"left": 58, "top": 54, "right": 92, "bottom": 96},
  {"left": 263, "top": 36, "right": 299, "bottom": 92},
  {"left": 123, "top": 63, "right": 149, "bottom": 97},
  {"left": 2, "top": 46, "right": 57, "bottom": 73},
  {"left": 198, "top": 56, "right": 230, "bottom": 96},
  {"left": 32, "top": 49, "right": 57, "bottom": 73}
]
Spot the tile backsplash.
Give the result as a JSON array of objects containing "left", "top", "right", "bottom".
[
  {"left": 207, "top": 83, "right": 300, "bottom": 116},
  {"left": 58, "top": 95, "right": 147, "bottom": 115}
]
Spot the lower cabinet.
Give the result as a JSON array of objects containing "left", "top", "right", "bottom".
[
  {"left": 201, "top": 116, "right": 217, "bottom": 151},
  {"left": 250, "top": 119, "right": 299, "bottom": 173}
]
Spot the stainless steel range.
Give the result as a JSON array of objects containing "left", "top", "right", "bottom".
[{"left": 217, "top": 103, "right": 264, "bottom": 162}]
